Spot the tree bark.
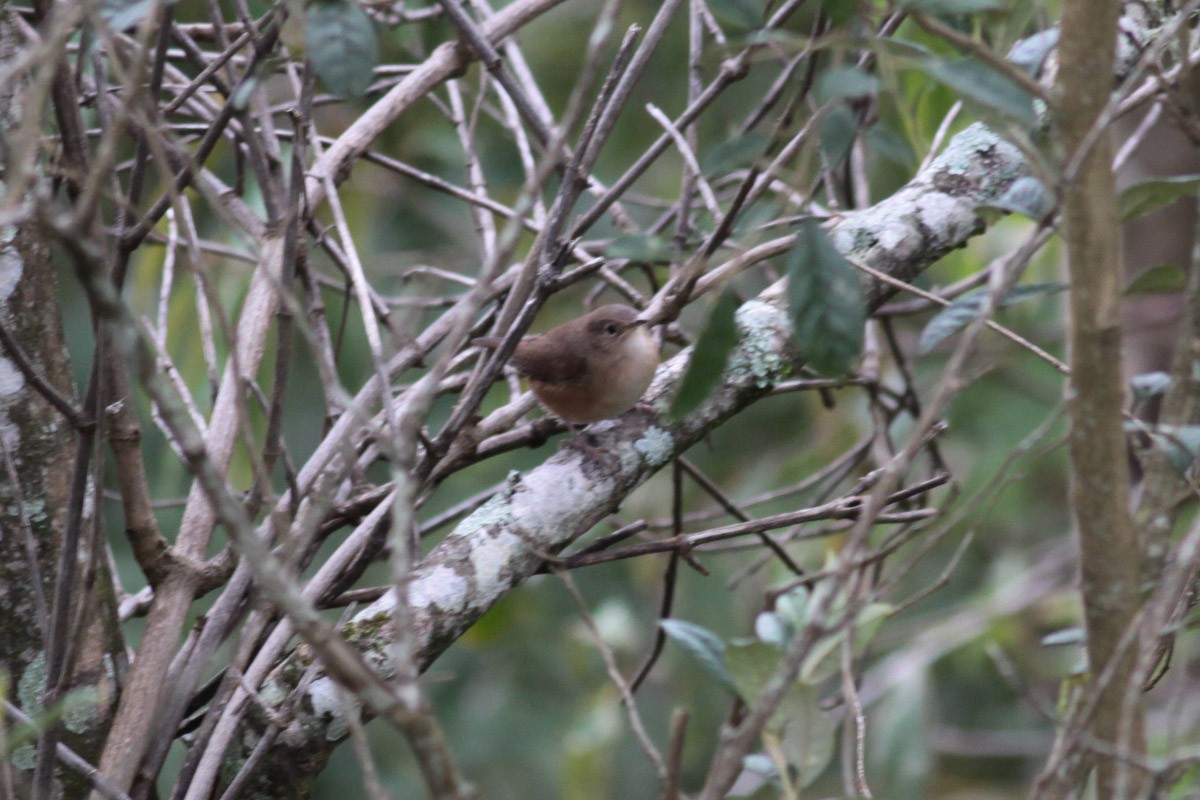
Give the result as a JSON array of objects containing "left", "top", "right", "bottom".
[{"left": 1046, "top": 0, "right": 1147, "bottom": 793}]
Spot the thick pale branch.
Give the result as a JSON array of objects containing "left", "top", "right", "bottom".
[{"left": 232, "top": 111, "right": 1053, "bottom": 792}]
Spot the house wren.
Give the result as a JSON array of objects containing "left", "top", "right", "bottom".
[{"left": 474, "top": 304, "right": 659, "bottom": 424}]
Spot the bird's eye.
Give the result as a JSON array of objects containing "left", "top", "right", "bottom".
[{"left": 605, "top": 323, "right": 619, "bottom": 335}]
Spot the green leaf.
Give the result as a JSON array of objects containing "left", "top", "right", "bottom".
[
  {"left": 731, "top": 202, "right": 780, "bottom": 237},
  {"left": 661, "top": 619, "right": 737, "bottom": 692},
  {"left": 918, "top": 282, "right": 1064, "bottom": 354},
  {"left": 1119, "top": 175, "right": 1200, "bottom": 222},
  {"left": 786, "top": 219, "right": 865, "bottom": 375},
  {"left": 754, "top": 611, "right": 791, "bottom": 646},
  {"left": 869, "top": 670, "right": 931, "bottom": 797},
  {"left": 815, "top": 67, "right": 880, "bottom": 104},
  {"left": 726, "top": 640, "right": 781, "bottom": 703},
  {"left": 730, "top": 755, "right": 781, "bottom": 798},
  {"left": 607, "top": 233, "right": 674, "bottom": 263},
  {"left": 818, "top": 102, "right": 857, "bottom": 170},
  {"left": 1124, "top": 264, "right": 1187, "bottom": 295},
  {"left": 900, "top": 0, "right": 1006, "bottom": 12},
  {"left": 865, "top": 124, "right": 916, "bottom": 170},
  {"left": 701, "top": 132, "right": 771, "bottom": 174},
  {"left": 1041, "top": 627, "right": 1086, "bottom": 647},
  {"left": 773, "top": 585, "right": 811, "bottom": 629},
  {"left": 1131, "top": 372, "right": 1172, "bottom": 400},
  {"left": 800, "top": 602, "right": 892, "bottom": 682},
  {"left": 100, "top": 0, "right": 177, "bottom": 30},
  {"left": 779, "top": 683, "right": 838, "bottom": 787},
  {"left": 670, "top": 290, "right": 741, "bottom": 419},
  {"left": 1007, "top": 29, "right": 1059, "bottom": 76},
  {"left": 979, "top": 176, "right": 1053, "bottom": 221},
  {"left": 916, "top": 56, "right": 1036, "bottom": 128},
  {"left": 818, "top": 0, "right": 861, "bottom": 26},
  {"left": 872, "top": 38, "right": 937, "bottom": 68},
  {"left": 306, "top": 0, "right": 379, "bottom": 98},
  {"left": 230, "top": 75, "right": 260, "bottom": 110},
  {"left": 708, "top": 0, "right": 763, "bottom": 30}
]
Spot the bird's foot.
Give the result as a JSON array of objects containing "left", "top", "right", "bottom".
[
  {"left": 632, "top": 401, "right": 659, "bottom": 417},
  {"left": 560, "top": 428, "right": 620, "bottom": 471}
]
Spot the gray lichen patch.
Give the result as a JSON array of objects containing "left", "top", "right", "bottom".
[
  {"left": 11, "top": 743, "right": 34, "bottom": 770},
  {"left": 0, "top": 354, "right": 24, "bottom": 397},
  {"left": 259, "top": 676, "right": 289, "bottom": 708},
  {"left": 468, "top": 526, "right": 527, "bottom": 593},
  {"left": 916, "top": 192, "right": 980, "bottom": 246},
  {"left": 458, "top": 487, "right": 517, "bottom": 534},
  {"left": 408, "top": 564, "right": 471, "bottom": 617},
  {"left": 305, "top": 676, "right": 352, "bottom": 741},
  {"left": 511, "top": 463, "right": 600, "bottom": 545},
  {"left": 17, "top": 652, "right": 46, "bottom": 714},
  {"left": 339, "top": 613, "right": 395, "bottom": 679},
  {"left": 729, "top": 300, "right": 793, "bottom": 390},
  {"left": 929, "top": 123, "right": 1004, "bottom": 175},
  {"left": 62, "top": 685, "right": 102, "bottom": 734},
  {"left": 928, "top": 123, "right": 1027, "bottom": 199},
  {"left": 633, "top": 425, "right": 674, "bottom": 468},
  {"left": 0, "top": 230, "right": 21, "bottom": 304}
]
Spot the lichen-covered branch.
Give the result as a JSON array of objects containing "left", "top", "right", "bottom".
[
  {"left": 234, "top": 115, "right": 1043, "bottom": 793},
  {"left": 235, "top": 13, "right": 1174, "bottom": 789}
]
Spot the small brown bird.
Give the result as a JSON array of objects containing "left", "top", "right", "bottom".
[{"left": 474, "top": 304, "right": 659, "bottom": 424}]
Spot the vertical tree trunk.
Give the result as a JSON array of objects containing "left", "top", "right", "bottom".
[
  {"left": 1052, "top": 0, "right": 1147, "bottom": 793},
  {"left": 0, "top": 6, "right": 122, "bottom": 797}
]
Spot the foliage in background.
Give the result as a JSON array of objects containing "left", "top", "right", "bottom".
[{"left": 2, "top": 0, "right": 1199, "bottom": 798}]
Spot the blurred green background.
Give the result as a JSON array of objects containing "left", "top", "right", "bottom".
[{"left": 52, "top": 0, "right": 1200, "bottom": 796}]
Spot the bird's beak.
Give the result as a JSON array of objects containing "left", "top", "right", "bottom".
[{"left": 630, "top": 318, "right": 648, "bottom": 328}]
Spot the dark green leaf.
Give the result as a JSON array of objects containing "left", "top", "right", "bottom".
[
  {"left": 779, "top": 683, "right": 838, "bottom": 787},
  {"left": 100, "top": 0, "right": 180, "bottom": 30},
  {"left": 701, "top": 132, "right": 771, "bottom": 174},
  {"left": 661, "top": 619, "right": 737, "bottom": 692},
  {"left": 1119, "top": 175, "right": 1200, "bottom": 222},
  {"left": 1007, "top": 29, "right": 1059, "bottom": 76},
  {"left": 865, "top": 125, "right": 916, "bottom": 169},
  {"left": 607, "top": 233, "right": 674, "bottom": 263},
  {"left": 979, "top": 176, "right": 1054, "bottom": 221},
  {"left": 754, "top": 611, "right": 791, "bottom": 646},
  {"left": 670, "top": 290, "right": 741, "bottom": 419},
  {"left": 1041, "top": 627, "right": 1085, "bottom": 647},
  {"left": 818, "top": 0, "right": 860, "bottom": 27},
  {"left": 918, "top": 282, "right": 1064, "bottom": 354},
  {"left": 901, "top": 0, "right": 1006, "bottom": 12},
  {"left": 773, "top": 585, "right": 811, "bottom": 628},
  {"left": 818, "top": 102, "right": 857, "bottom": 170},
  {"left": 869, "top": 670, "right": 932, "bottom": 798},
  {"left": 731, "top": 202, "right": 779, "bottom": 237},
  {"left": 306, "top": 0, "right": 378, "bottom": 98},
  {"left": 708, "top": 0, "right": 763, "bottom": 30},
  {"left": 815, "top": 67, "right": 880, "bottom": 104},
  {"left": 726, "top": 640, "right": 780, "bottom": 703},
  {"left": 872, "top": 38, "right": 936, "bottom": 68},
  {"left": 917, "top": 56, "right": 1036, "bottom": 128},
  {"left": 730, "top": 755, "right": 781, "bottom": 799},
  {"left": 800, "top": 602, "right": 892, "bottom": 682},
  {"left": 1131, "top": 372, "right": 1172, "bottom": 400},
  {"left": 230, "top": 76, "right": 260, "bottom": 110},
  {"left": 1124, "top": 264, "right": 1187, "bottom": 294},
  {"left": 786, "top": 219, "right": 865, "bottom": 375}
]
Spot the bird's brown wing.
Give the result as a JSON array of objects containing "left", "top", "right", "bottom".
[{"left": 510, "top": 336, "right": 589, "bottom": 384}]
